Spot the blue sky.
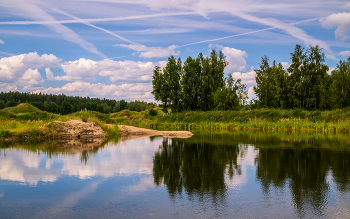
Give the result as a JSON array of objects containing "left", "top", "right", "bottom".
[{"left": 0, "top": 0, "right": 350, "bottom": 101}]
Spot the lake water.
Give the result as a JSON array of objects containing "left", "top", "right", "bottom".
[{"left": 1, "top": 131, "right": 350, "bottom": 218}]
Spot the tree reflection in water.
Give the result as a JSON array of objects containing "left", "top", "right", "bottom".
[
  {"left": 256, "top": 147, "right": 350, "bottom": 217},
  {"left": 153, "top": 137, "right": 243, "bottom": 203},
  {"left": 153, "top": 131, "right": 350, "bottom": 217}
]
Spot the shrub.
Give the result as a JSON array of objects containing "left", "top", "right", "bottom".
[
  {"left": 80, "top": 108, "right": 90, "bottom": 122},
  {"left": 149, "top": 108, "right": 158, "bottom": 116}
]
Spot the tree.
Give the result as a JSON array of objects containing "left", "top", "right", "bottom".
[
  {"left": 0, "top": 100, "right": 5, "bottom": 109},
  {"left": 60, "top": 100, "right": 73, "bottom": 115},
  {"left": 330, "top": 57, "right": 350, "bottom": 109},
  {"left": 48, "top": 102, "right": 59, "bottom": 114},
  {"left": 6, "top": 100, "right": 18, "bottom": 108},
  {"left": 31, "top": 101, "right": 45, "bottom": 111},
  {"left": 152, "top": 56, "right": 182, "bottom": 112},
  {"left": 254, "top": 56, "right": 278, "bottom": 108},
  {"left": 182, "top": 56, "right": 202, "bottom": 110}
]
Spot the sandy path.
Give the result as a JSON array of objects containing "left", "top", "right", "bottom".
[{"left": 118, "top": 125, "right": 193, "bottom": 138}]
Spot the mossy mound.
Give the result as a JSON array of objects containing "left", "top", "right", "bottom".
[{"left": 0, "top": 103, "right": 58, "bottom": 121}]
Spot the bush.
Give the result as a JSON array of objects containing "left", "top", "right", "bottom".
[
  {"left": 80, "top": 108, "right": 90, "bottom": 122},
  {"left": 149, "top": 108, "right": 158, "bottom": 116},
  {"left": 6, "top": 101, "right": 18, "bottom": 108}
]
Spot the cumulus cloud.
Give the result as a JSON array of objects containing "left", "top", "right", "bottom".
[
  {"left": 0, "top": 83, "right": 17, "bottom": 92},
  {"left": 231, "top": 70, "right": 256, "bottom": 86},
  {"left": 22, "top": 52, "right": 61, "bottom": 69},
  {"left": 56, "top": 58, "right": 160, "bottom": 83},
  {"left": 338, "top": 51, "right": 350, "bottom": 57},
  {"left": 217, "top": 45, "right": 248, "bottom": 72},
  {"left": 34, "top": 82, "right": 154, "bottom": 101},
  {"left": 0, "top": 39, "right": 3, "bottom": 44},
  {"left": 320, "top": 13, "right": 350, "bottom": 41},
  {"left": 98, "top": 59, "right": 155, "bottom": 83},
  {"left": 248, "top": 86, "right": 256, "bottom": 100},
  {"left": 45, "top": 68, "right": 55, "bottom": 81},
  {"left": 116, "top": 44, "right": 180, "bottom": 58},
  {"left": 281, "top": 62, "right": 290, "bottom": 69},
  {"left": 57, "top": 58, "right": 99, "bottom": 81},
  {"left": 18, "top": 68, "right": 45, "bottom": 90},
  {"left": 343, "top": 2, "right": 350, "bottom": 10},
  {"left": 0, "top": 52, "right": 60, "bottom": 83}
]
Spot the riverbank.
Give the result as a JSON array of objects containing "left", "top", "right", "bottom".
[
  {"left": 0, "top": 103, "right": 118, "bottom": 141},
  {"left": 135, "top": 109, "right": 350, "bottom": 133},
  {"left": 2, "top": 104, "right": 350, "bottom": 141}
]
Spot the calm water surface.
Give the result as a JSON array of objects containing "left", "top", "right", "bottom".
[{"left": 1, "top": 131, "right": 350, "bottom": 218}]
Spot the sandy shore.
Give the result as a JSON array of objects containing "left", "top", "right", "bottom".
[{"left": 117, "top": 125, "right": 193, "bottom": 138}]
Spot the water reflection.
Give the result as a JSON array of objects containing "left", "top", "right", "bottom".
[
  {"left": 256, "top": 148, "right": 350, "bottom": 217},
  {"left": 1, "top": 131, "right": 350, "bottom": 218},
  {"left": 153, "top": 138, "right": 244, "bottom": 202},
  {"left": 0, "top": 136, "right": 164, "bottom": 185}
]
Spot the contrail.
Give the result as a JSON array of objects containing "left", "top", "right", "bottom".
[
  {"left": 53, "top": 8, "right": 138, "bottom": 45},
  {"left": 178, "top": 17, "right": 321, "bottom": 48},
  {"left": 0, "top": 12, "right": 197, "bottom": 25}
]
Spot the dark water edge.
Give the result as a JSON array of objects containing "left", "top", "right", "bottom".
[{"left": 1, "top": 131, "right": 350, "bottom": 218}]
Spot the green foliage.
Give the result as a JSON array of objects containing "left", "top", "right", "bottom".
[
  {"left": 254, "top": 44, "right": 333, "bottom": 111},
  {"left": 127, "top": 100, "right": 150, "bottom": 112},
  {"left": 214, "top": 76, "right": 248, "bottom": 110},
  {"left": 31, "top": 101, "right": 45, "bottom": 111},
  {"left": 149, "top": 108, "right": 158, "bottom": 116},
  {"left": 60, "top": 100, "right": 73, "bottom": 115},
  {"left": 48, "top": 102, "right": 59, "bottom": 114},
  {"left": 152, "top": 50, "right": 229, "bottom": 112},
  {"left": 79, "top": 108, "right": 90, "bottom": 122},
  {"left": 6, "top": 100, "right": 18, "bottom": 108},
  {"left": 0, "top": 100, "right": 5, "bottom": 109}
]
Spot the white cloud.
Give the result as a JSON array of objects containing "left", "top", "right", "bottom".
[
  {"left": 343, "top": 3, "right": 350, "bottom": 10},
  {"left": 18, "top": 68, "right": 45, "bottom": 90},
  {"left": 327, "top": 67, "right": 335, "bottom": 75},
  {"left": 55, "top": 58, "right": 159, "bottom": 83},
  {"left": 231, "top": 70, "right": 256, "bottom": 86},
  {"left": 281, "top": 62, "right": 290, "bottom": 69},
  {"left": 217, "top": 45, "right": 248, "bottom": 72},
  {"left": 22, "top": 52, "right": 61, "bottom": 69},
  {"left": 0, "top": 83, "right": 17, "bottom": 92},
  {"left": 98, "top": 59, "right": 155, "bottom": 83},
  {"left": 320, "top": 13, "right": 350, "bottom": 41},
  {"left": 0, "top": 52, "right": 60, "bottom": 83},
  {"left": 34, "top": 81, "right": 154, "bottom": 101},
  {"left": 45, "top": 68, "right": 55, "bottom": 81},
  {"left": 0, "top": 39, "right": 3, "bottom": 44},
  {"left": 116, "top": 44, "right": 180, "bottom": 58},
  {"left": 0, "top": 54, "right": 26, "bottom": 81},
  {"left": 248, "top": 86, "right": 256, "bottom": 100},
  {"left": 338, "top": 51, "right": 350, "bottom": 57},
  {"left": 57, "top": 58, "right": 99, "bottom": 81}
]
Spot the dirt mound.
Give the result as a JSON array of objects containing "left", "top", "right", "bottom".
[
  {"left": 118, "top": 125, "right": 193, "bottom": 138},
  {"left": 44, "top": 119, "right": 107, "bottom": 139}
]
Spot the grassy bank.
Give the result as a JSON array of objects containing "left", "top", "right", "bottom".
[
  {"left": 136, "top": 108, "right": 350, "bottom": 133},
  {"left": 2, "top": 104, "right": 350, "bottom": 141},
  {"left": 0, "top": 103, "right": 118, "bottom": 140}
]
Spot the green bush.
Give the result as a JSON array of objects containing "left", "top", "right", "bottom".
[{"left": 149, "top": 108, "right": 158, "bottom": 116}]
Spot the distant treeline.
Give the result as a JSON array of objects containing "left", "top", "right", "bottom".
[
  {"left": 153, "top": 45, "right": 350, "bottom": 112},
  {"left": 0, "top": 92, "right": 157, "bottom": 114}
]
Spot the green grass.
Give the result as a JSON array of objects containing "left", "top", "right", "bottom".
[
  {"left": 140, "top": 108, "right": 350, "bottom": 133},
  {"left": 0, "top": 103, "right": 119, "bottom": 140},
  {"left": 2, "top": 104, "right": 350, "bottom": 141}
]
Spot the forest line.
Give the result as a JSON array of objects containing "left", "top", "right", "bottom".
[{"left": 152, "top": 44, "right": 350, "bottom": 112}]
